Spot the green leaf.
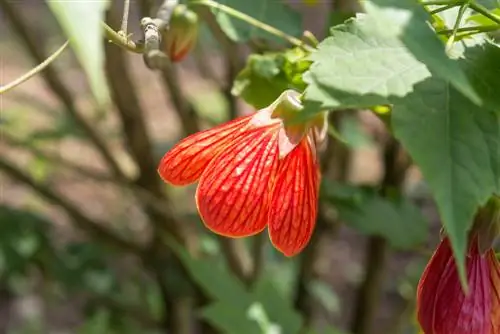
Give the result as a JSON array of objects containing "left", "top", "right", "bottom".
[
  {"left": 201, "top": 303, "right": 261, "bottom": 334},
  {"left": 165, "top": 236, "right": 251, "bottom": 307},
  {"left": 252, "top": 276, "right": 302, "bottom": 334},
  {"left": 468, "top": 8, "right": 500, "bottom": 25},
  {"left": 361, "top": 0, "right": 481, "bottom": 105},
  {"left": 213, "top": 0, "right": 303, "bottom": 43},
  {"left": 461, "top": 42, "right": 500, "bottom": 111},
  {"left": 321, "top": 182, "right": 428, "bottom": 249},
  {"left": 391, "top": 77, "right": 500, "bottom": 283},
  {"left": 0, "top": 206, "right": 51, "bottom": 276},
  {"left": 233, "top": 49, "right": 310, "bottom": 109},
  {"left": 307, "top": 280, "right": 340, "bottom": 315},
  {"left": 47, "top": 0, "right": 110, "bottom": 106},
  {"left": 303, "top": 14, "right": 431, "bottom": 113}
]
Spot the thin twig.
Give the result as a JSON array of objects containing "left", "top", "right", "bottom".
[
  {"left": 189, "top": 0, "right": 314, "bottom": 51},
  {"left": 0, "top": 0, "right": 126, "bottom": 180},
  {"left": 436, "top": 24, "right": 500, "bottom": 34},
  {"left": 102, "top": 22, "right": 144, "bottom": 53},
  {"left": 3, "top": 133, "right": 114, "bottom": 182},
  {"left": 0, "top": 41, "right": 69, "bottom": 95},
  {"left": 446, "top": 2, "right": 470, "bottom": 51},
  {"left": 121, "top": 0, "right": 131, "bottom": 33}
]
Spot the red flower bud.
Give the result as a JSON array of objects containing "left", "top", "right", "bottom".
[
  {"left": 417, "top": 237, "right": 500, "bottom": 334},
  {"left": 163, "top": 4, "right": 199, "bottom": 62}
]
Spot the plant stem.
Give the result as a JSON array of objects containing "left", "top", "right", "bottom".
[
  {"left": 469, "top": 1, "right": 500, "bottom": 24},
  {"left": 102, "top": 22, "right": 144, "bottom": 53},
  {"left": 121, "top": 0, "right": 131, "bottom": 33},
  {"left": 436, "top": 24, "right": 500, "bottom": 34},
  {"left": 188, "top": 0, "right": 315, "bottom": 51},
  {"left": 420, "top": 0, "right": 459, "bottom": 5},
  {"left": 446, "top": 2, "right": 470, "bottom": 50},
  {"left": 0, "top": 41, "right": 68, "bottom": 94},
  {"left": 429, "top": 3, "right": 458, "bottom": 14}
]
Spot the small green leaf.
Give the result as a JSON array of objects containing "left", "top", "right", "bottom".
[
  {"left": 233, "top": 50, "right": 310, "bottom": 109},
  {"left": 303, "top": 14, "right": 431, "bottom": 114},
  {"left": 308, "top": 280, "right": 340, "bottom": 315},
  {"left": 252, "top": 276, "right": 303, "bottom": 334},
  {"left": 362, "top": 0, "right": 481, "bottom": 105},
  {"left": 201, "top": 302, "right": 261, "bottom": 334},
  {"left": 213, "top": 0, "right": 303, "bottom": 43},
  {"left": 47, "top": 0, "right": 110, "bottom": 106},
  {"left": 321, "top": 182, "right": 428, "bottom": 250},
  {"left": 467, "top": 8, "right": 500, "bottom": 25},
  {"left": 391, "top": 77, "right": 500, "bottom": 284}
]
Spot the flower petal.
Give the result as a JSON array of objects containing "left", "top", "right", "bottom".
[
  {"left": 489, "top": 251, "right": 500, "bottom": 334},
  {"left": 196, "top": 125, "right": 279, "bottom": 237},
  {"left": 268, "top": 139, "right": 319, "bottom": 257},
  {"left": 158, "top": 115, "right": 251, "bottom": 185},
  {"left": 417, "top": 238, "right": 494, "bottom": 334}
]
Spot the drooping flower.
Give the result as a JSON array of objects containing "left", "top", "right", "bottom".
[
  {"left": 417, "top": 236, "right": 500, "bottom": 334},
  {"left": 158, "top": 90, "right": 326, "bottom": 256},
  {"left": 162, "top": 4, "right": 199, "bottom": 62}
]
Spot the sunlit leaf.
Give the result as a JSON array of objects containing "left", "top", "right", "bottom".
[{"left": 391, "top": 76, "right": 500, "bottom": 284}]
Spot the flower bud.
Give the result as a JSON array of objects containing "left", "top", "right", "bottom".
[{"left": 163, "top": 4, "right": 199, "bottom": 62}]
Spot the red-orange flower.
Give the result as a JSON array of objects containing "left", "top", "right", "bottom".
[
  {"left": 158, "top": 90, "right": 326, "bottom": 256},
  {"left": 417, "top": 236, "right": 500, "bottom": 334}
]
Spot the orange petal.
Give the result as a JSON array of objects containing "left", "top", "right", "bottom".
[
  {"left": 195, "top": 125, "right": 279, "bottom": 237},
  {"left": 158, "top": 115, "right": 251, "bottom": 185},
  {"left": 268, "top": 139, "right": 319, "bottom": 257},
  {"left": 417, "top": 238, "right": 496, "bottom": 334}
]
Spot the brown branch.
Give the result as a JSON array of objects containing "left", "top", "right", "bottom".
[
  {"left": 0, "top": 0, "right": 125, "bottom": 180},
  {"left": 159, "top": 64, "right": 201, "bottom": 135},
  {"left": 4, "top": 133, "right": 114, "bottom": 182},
  {"left": 350, "top": 136, "right": 411, "bottom": 334},
  {"left": 0, "top": 158, "right": 143, "bottom": 255},
  {"left": 248, "top": 232, "right": 266, "bottom": 286}
]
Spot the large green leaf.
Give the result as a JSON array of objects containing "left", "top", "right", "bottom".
[
  {"left": 362, "top": 0, "right": 481, "bottom": 105},
  {"left": 201, "top": 302, "right": 261, "bottom": 334},
  {"left": 303, "top": 14, "right": 431, "bottom": 113},
  {"left": 213, "top": 0, "right": 303, "bottom": 43},
  {"left": 461, "top": 42, "right": 500, "bottom": 112},
  {"left": 392, "top": 77, "right": 500, "bottom": 282},
  {"left": 321, "top": 182, "right": 428, "bottom": 250},
  {"left": 47, "top": 0, "right": 110, "bottom": 106}
]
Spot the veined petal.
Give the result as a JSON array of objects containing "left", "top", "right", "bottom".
[
  {"left": 196, "top": 125, "right": 279, "bottom": 237},
  {"left": 158, "top": 115, "right": 251, "bottom": 185},
  {"left": 417, "top": 238, "right": 493, "bottom": 334},
  {"left": 268, "top": 139, "right": 319, "bottom": 257}
]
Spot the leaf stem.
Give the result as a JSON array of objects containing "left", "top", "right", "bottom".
[
  {"left": 121, "top": 0, "right": 131, "bottom": 33},
  {"left": 102, "top": 22, "right": 144, "bottom": 53},
  {"left": 469, "top": 1, "right": 500, "bottom": 24},
  {"left": 446, "top": 2, "right": 470, "bottom": 50},
  {"left": 188, "top": 0, "right": 315, "bottom": 51},
  {"left": 420, "top": 0, "right": 459, "bottom": 5},
  {"left": 0, "top": 41, "right": 69, "bottom": 94},
  {"left": 429, "top": 3, "right": 459, "bottom": 14},
  {"left": 436, "top": 24, "right": 500, "bottom": 34}
]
